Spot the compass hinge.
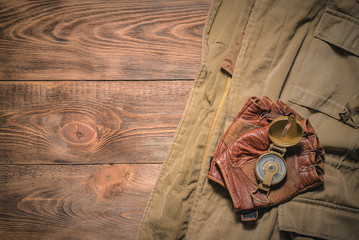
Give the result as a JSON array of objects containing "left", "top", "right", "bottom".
[{"left": 269, "top": 143, "right": 286, "bottom": 156}]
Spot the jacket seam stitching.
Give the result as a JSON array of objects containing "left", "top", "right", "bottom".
[{"left": 294, "top": 197, "right": 359, "bottom": 213}]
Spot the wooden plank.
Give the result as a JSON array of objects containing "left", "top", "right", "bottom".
[
  {"left": 0, "top": 164, "right": 161, "bottom": 240},
  {"left": 0, "top": 81, "right": 192, "bottom": 164},
  {"left": 0, "top": 0, "right": 210, "bottom": 80}
]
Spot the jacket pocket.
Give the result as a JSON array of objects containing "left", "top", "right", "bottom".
[
  {"left": 289, "top": 8, "right": 359, "bottom": 128},
  {"left": 278, "top": 198, "right": 359, "bottom": 240}
]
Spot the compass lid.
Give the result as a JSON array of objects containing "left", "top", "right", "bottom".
[{"left": 268, "top": 115, "right": 303, "bottom": 147}]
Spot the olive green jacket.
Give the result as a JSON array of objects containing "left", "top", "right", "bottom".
[{"left": 138, "top": 0, "right": 359, "bottom": 239}]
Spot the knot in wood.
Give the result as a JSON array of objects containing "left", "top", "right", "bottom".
[
  {"left": 61, "top": 122, "right": 96, "bottom": 145},
  {"left": 90, "top": 165, "right": 132, "bottom": 200}
]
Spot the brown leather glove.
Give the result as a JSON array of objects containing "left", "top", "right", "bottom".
[
  {"left": 208, "top": 96, "right": 274, "bottom": 187},
  {"left": 208, "top": 96, "right": 297, "bottom": 186},
  {"left": 208, "top": 97, "right": 324, "bottom": 212}
]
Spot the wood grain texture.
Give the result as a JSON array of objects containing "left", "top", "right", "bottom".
[
  {"left": 0, "top": 1, "right": 206, "bottom": 238},
  {"left": 0, "top": 0, "right": 211, "bottom": 80},
  {"left": 0, "top": 81, "right": 192, "bottom": 164},
  {"left": 0, "top": 164, "right": 161, "bottom": 240}
]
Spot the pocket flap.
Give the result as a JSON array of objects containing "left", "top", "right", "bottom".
[
  {"left": 279, "top": 198, "right": 359, "bottom": 240},
  {"left": 289, "top": 8, "right": 359, "bottom": 128},
  {"left": 315, "top": 9, "right": 359, "bottom": 56}
]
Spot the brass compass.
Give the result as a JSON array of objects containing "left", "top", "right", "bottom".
[{"left": 251, "top": 115, "right": 304, "bottom": 204}]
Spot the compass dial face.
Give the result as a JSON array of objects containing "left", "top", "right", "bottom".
[{"left": 255, "top": 153, "right": 286, "bottom": 185}]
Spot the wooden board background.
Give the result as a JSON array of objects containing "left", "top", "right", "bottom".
[{"left": 0, "top": 0, "right": 211, "bottom": 239}]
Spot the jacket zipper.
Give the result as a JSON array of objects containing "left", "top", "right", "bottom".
[
  {"left": 200, "top": 0, "right": 257, "bottom": 169},
  {"left": 200, "top": 74, "right": 232, "bottom": 169},
  {"left": 187, "top": 0, "right": 258, "bottom": 237}
]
